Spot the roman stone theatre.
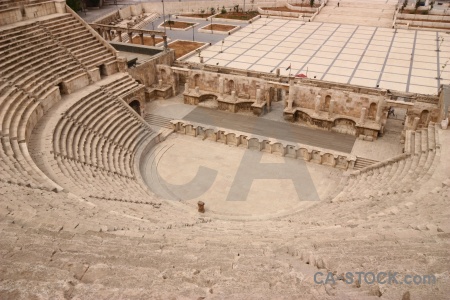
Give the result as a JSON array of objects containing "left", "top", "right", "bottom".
[{"left": 0, "top": 0, "right": 449, "bottom": 298}]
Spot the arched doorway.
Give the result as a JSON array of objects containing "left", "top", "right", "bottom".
[
  {"left": 368, "top": 102, "right": 377, "bottom": 120},
  {"left": 129, "top": 100, "right": 141, "bottom": 116}
]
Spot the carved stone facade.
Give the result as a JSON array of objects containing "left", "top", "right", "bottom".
[{"left": 165, "top": 65, "right": 443, "bottom": 139}]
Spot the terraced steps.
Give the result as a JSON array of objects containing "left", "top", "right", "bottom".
[
  {"left": 354, "top": 156, "right": 378, "bottom": 170},
  {"left": 144, "top": 113, "right": 173, "bottom": 129}
]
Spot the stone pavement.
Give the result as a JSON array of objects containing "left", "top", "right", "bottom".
[
  {"left": 145, "top": 15, "right": 249, "bottom": 45},
  {"left": 142, "top": 134, "right": 343, "bottom": 215},
  {"left": 186, "top": 17, "right": 449, "bottom": 95},
  {"left": 183, "top": 106, "right": 356, "bottom": 153},
  {"left": 146, "top": 95, "right": 403, "bottom": 162},
  {"left": 314, "top": 0, "right": 398, "bottom": 27}
]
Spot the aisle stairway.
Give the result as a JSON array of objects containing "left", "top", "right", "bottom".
[
  {"left": 314, "top": 0, "right": 398, "bottom": 27},
  {"left": 354, "top": 156, "right": 378, "bottom": 170},
  {"left": 144, "top": 113, "right": 173, "bottom": 129}
]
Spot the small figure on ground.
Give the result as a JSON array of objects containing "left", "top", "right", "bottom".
[
  {"left": 338, "top": 2, "right": 340, "bottom": 7},
  {"left": 388, "top": 107, "right": 396, "bottom": 118}
]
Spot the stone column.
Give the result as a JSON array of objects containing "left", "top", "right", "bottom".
[
  {"left": 281, "top": 89, "right": 286, "bottom": 103},
  {"left": 360, "top": 107, "right": 367, "bottom": 124},
  {"left": 195, "top": 86, "right": 200, "bottom": 94},
  {"left": 218, "top": 77, "right": 224, "bottom": 97},
  {"left": 276, "top": 68, "right": 280, "bottom": 76},
  {"left": 256, "top": 88, "right": 262, "bottom": 104},
  {"left": 329, "top": 99, "right": 336, "bottom": 118},
  {"left": 106, "top": 30, "right": 112, "bottom": 41},
  {"left": 314, "top": 95, "right": 321, "bottom": 114},
  {"left": 287, "top": 79, "right": 294, "bottom": 110},
  {"left": 117, "top": 31, "right": 122, "bottom": 42},
  {"left": 151, "top": 34, "right": 156, "bottom": 46},
  {"left": 139, "top": 33, "right": 144, "bottom": 45},
  {"left": 128, "top": 32, "right": 133, "bottom": 43},
  {"left": 163, "top": 35, "right": 168, "bottom": 49},
  {"left": 184, "top": 82, "right": 189, "bottom": 93},
  {"left": 231, "top": 91, "right": 236, "bottom": 102},
  {"left": 412, "top": 117, "right": 420, "bottom": 130},
  {"left": 376, "top": 99, "right": 384, "bottom": 122},
  {"left": 158, "top": 79, "right": 163, "bottom": 87}
]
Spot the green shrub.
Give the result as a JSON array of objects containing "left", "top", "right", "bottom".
[{"left": 67, "top": 0, "right": 81, "bottom": 11}]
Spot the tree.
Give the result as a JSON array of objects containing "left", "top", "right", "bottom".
[
  {"left": 415, "top": 0, "right": 420, "bottom": 11},
  {"left": 310, "top": 0, "right": 315, "bottom": 8},
  {"left": 67, "top": 0, "right": 81, "bottom": 12}
]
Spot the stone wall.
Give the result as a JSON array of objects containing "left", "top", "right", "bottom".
[
  {"left": 171, "top": 120, "right": 356, "bottom": 170},
  {"left": 404, "top": 100, "right": 442, "bottom": 130},
  {"left": 125, "top": 50, "right": 175, "bottom": 93},
  {"left": 290, "top": 85, "right": 385, "bottom": 120},
  {"left": 184, "top": 69, "right": 269, "bottom": 101},
  {"left": 0, "top": 0, "right": 65, "bottom": 26}
]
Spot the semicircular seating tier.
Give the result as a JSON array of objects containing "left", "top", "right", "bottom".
[
  {"left": 30, "top": 73, "right": 158, "bottom": 202},
  {"left": 0, "top": 7, "right": 155, "bottom": 203},
  {"left": 333, "top": 123, "right": 441, "bottom": 203}
]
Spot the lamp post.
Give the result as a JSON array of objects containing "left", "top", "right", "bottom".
[
  {"left": 162, "top": 0, "right": 167, "bottom": 35},
  {"left": 437, "top": 36, "right": 444, "bottom": 52},
  {"left": 161, "top": 0, "right": 168, "bottom": 50}
]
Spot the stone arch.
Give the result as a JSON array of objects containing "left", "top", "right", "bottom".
[
  {"left": 227, "top": 79, "right": 235, "bottom": 95},
  {"left": 198, "top": 94, "right": 218, "bottom": 109},
  {"left": 193, "top": 74, "right": 200, "bottom": 88},
  {"left": 160, "top": 69, "right": 167, "bottom": 82},
  {"left": 129, "top": 100, "right": 141, "bottom": 116},
  {"left": 323, "top": 95, "right": 331, "bottom": 111},
  {"left": 296, "top": 110, "right": 313, "bottom": 125},
  {"left": 419, "top": 109, "right": 429, "bottom": 126},
  {"left": 368, "top": 102, "right": 377, "bottom": 120},
  {"left": 332, "top": 118, "right": 357, "bottom": 135}
]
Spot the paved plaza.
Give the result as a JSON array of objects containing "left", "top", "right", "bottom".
[
  {"left": 143, "top": 134, "right": 342, "bottom": 216},
  {"left": 183, "top": 107, "right": 356, "bottom": 153},
  {"left": 186, "top": 18, "right": 450, "bottom": 95}
]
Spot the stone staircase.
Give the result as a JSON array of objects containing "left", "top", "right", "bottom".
[
  {"left": 314, "top": 0, "right": 398, "bottom": 27},
  {"left": 354, "top": 156, "right": 378, "bottom": 170},
  {"left": 144, "top": 113, "right": 173, "bottom": 129}
]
